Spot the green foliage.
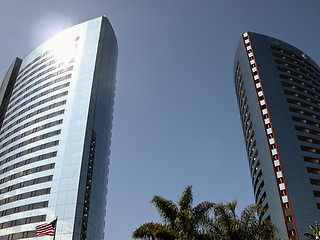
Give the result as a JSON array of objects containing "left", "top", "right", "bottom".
[
  {"left": 304, "top": 225, "right": 320, "bottom": 240},
  {"left": 213, "top": 201, "right": 276, "bottom": 240},
  {"left": 132, "top": 222, "right": 176, "bottom": 240},
  {"left": 132, "top": 186, "right": 277, "bottom": 240}
]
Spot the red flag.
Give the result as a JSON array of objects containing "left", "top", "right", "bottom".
[{"left": 35, "top": 219, "right": 57, "bottom": 237}]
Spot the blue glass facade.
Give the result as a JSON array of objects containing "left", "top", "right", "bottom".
[
  {"left": 0, "top": 16, "right": 117, "bottom": 240},
  {"left": 234, "top": 32, "right": 320, "bottom": 240}
]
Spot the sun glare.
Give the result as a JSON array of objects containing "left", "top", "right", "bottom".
[
  {"left": 34, "top": 13, "right": 81, "bottom": 63},
  {"left": 31, "top": 13, "right": 73, "bottom": 47},
  {"left": 45, "top": 31, "right": 77, "bottom": 62}
]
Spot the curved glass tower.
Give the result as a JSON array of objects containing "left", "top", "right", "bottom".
[
  {"left": 234, "top": 32, "right": 320, "bottom": 240},
  {"left": 0, "top": 16, "right": 117, "bottom": 240}
]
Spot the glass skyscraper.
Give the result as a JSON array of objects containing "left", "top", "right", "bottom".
[
  {"left": 0, "top": 16, "right": 117, "bottom": 240},
  {"left": 234, "top": 32, "right": 320, "bottom": 240}
]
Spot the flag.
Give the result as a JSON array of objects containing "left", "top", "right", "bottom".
[{"left": 35, "top": 219, "right": 57, "bottom": 237}]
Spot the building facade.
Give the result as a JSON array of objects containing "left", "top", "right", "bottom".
[
  {"left": 0, "top": 16, "right": 117, "bottom": 240},
  {"left": 234, "top": 32, "right": 320, "bottom": 240}
]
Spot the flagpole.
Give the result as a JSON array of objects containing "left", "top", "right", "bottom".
[{"left": 53, "top": 217, "right": 58, "bottom": 240}]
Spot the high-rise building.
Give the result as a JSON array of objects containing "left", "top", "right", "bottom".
[
  {"left": 0, "top": 16, "right": 117, "bottom": 240},
  {"left": 234, "top": 32, "right": 320, "bottom": 240}
]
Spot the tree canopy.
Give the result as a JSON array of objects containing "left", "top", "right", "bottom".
[{"left": 132, "top": 186, "right": 277, "bottom": 240}]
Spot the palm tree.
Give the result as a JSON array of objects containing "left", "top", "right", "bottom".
[
  {"left": 213, "top": 201, "right": 243, "bottom": 240},
  {"left": 132, "top": 186, "right": 215, "bottom": 240},
  {"left": 133, "top": 187, "right": 277, "bottom": 240},
  {"left": 132, "top": 222, "right": 175, "bottom": 240},
  {"left": 213, "top": 200, "right": 276, "bottom": 240},
  {"left": 304, "top": 224, "right": 320, "bottom": 240},
  {"left": 240, "top": 203, "right": 276, "bottom": 240}
]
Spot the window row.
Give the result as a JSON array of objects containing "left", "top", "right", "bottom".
[
  {"left": 236, "top": 76, "right": 243, "bottom": 96},
  {"left": 234, "top": 67, "right": 242, "bottom": 96},
  {"left": 236, "top": 80, "right": 244, "bottom": 104},
  {"left": 18, "top": 51, "right": 50, "bottom": 78},
  {"left": 271, "top": 45, "right": 320, "bottom": 77},
  {"left": 257, "top": 191, "right": 266, "bottom": 205},
  {"left": 304, "top": 156, "right": 320, "bottom": 164},
  {"left": 0, "top": 130, "right": 61, "bottom": 158},
  {"left": 0, "top": 214, "right": 46, "bottom": 230},
  {"left": 310, "top": 178, "right": 320, "bottom": 186},
  {"left": 280, "top": 74, "right": 320, "bottom": 97},
  {"left": 3, "top": 90, "right": 68, "bottom": 127},
  {"left": 251, "top": 159, "right": 260, "bottom": 183},
  {"left": 307, "top": 168, "right": 320, "bottom": 175},
  {"left": 12, "top": 64, "right": 72, "bottom": 99},
  {"left": 0, "top": 188, "right": 50, "bottom": 206},
  {"left": 0, "top": 175, "right": 53, "bottom": 195},
  {"left": 2, "top": 100, "right": 66, "bottom": 133},
  {"left": 272, "top": 47, "right": 320, "bottom": 77},
  {"left": 246, "top": 129, "right": 254, "bottom": 150},
  {"left": 253, "top": 170, "right": 262, "bottom": 191},
  {"left": 0, "top": 230, "right": 36, "bottom": 240},
  {"left": 0, "top": 119, "right": 63, "bottom": 148},
  {"left": 244, "top": 116, "right": 251, "bottom": 142},
  {"left": 295, "top": 125, "right": 320, "bottom": 137},
  {"left": 0, "top": 201, "right": 48, "bottom": 218},
  {"left": 243, "top": 114, "right": 251, "bottom": 138},
  {"left": 234, "top": 61, "right": 240, "bottom": 83},
  {"left": 8, "top": 74, "right": 71, "bottom": 112},
  {"left": 283, "top": 83, "right": 320, "bottom": 103},
  {"left": 250, "top": 151, "right": 258, "bottom": 176},
  {"left": 0, "top": 140, "right": 59, "bottom": 167},
  {"left": 234, "top": 63, "right": 243, "bottom": 94},
  {"left": 0, "top": 163, "right": 55, "bottom": 185},
  {"left": 15, "top": 57, "right": 71, "bottom": 90},
  {"left": 290, "top": 107, "right": 320, "bottom": 121},
  {"left": 256, "top": 180, "right": 264, "bottom": 197},
  {"left": 263, "top": 204, "right": 269, "bottom": 218},
  {"left": 16, "top": 57, "right": 57, "bottom": 88},
  {"left": 248, "top": 140, "right": 256, "bottom": 161},
  {"left": 293, "top": 116, "right": 320, "bottom": 128},
  {"left": 279, "top": 73, "right": 320, "bottom": 98},
  {"left": 275, "top": 59, "right": 319, "bottom": 83},
  {"left": 241, "top": 103, "right": 248, "bottom": 124},
  {"left": 81, "top": 136, "right": 96, "bottom": 240},
  {"left": 301, "top": 145, "right": 320, "bottom": 154},
  {"left": 287, "top": 98, "right": 320, "bottom": 115},
  {"left": 0, "top": 152, "right": 56, "bottom": 176},
  {"left": 0, "top": 109, "right": 64, "bottom": 139},
  {"left": 16, "top": 54, "right": 55, "bottom": 86},
  {"left": 278, "top": 66, "right": 320, "bottom": 90},
  {"left": 7, "top": 83, "right": 69, "bottom": 120},
  {"left": 234, "top": 63, "right": 245, "bottom": 109},
  {"left": 240, "top": 95, "right": 247, "bottom": 118}
]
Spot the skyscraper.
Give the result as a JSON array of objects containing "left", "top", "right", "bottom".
[
  {"left": 234, "top": 32, "right": 320, "bottom": 240},
  {"left": 0, "top": 16, "right": 117, "bottom": 240}
]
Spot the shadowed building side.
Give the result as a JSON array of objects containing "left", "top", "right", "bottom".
[
  {"left": 234, "top": 32, "right": 320, "bottom": 240},
  {"left": 0, "top": 58, "right": 22, "bottom": 129}
]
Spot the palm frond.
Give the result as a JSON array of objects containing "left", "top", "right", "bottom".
[
  {"left": 150, "top": 195, "right": 178, "bottom": 226},
  {"left": 193, "top": 201, "right": 215, "bottom": 220},
  {"left": 305, "top": 232, "right": 316, "bottom": 240},
  {"left": 132, "top": 222, "right": 162, "bottom": 240},
  {"left": 304, "top": 225, "right": 320, "bottom": 240},
  {"left": 178, "top": 185, "right": 193, "bottom": 211}
]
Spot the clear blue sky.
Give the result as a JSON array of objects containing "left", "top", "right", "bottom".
[{"left": 1, "top": 1, "right": 320, "bottom": 239}]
